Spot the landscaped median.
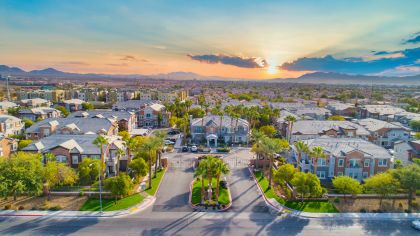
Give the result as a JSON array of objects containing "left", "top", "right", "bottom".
[
  {"left": 252, "top": 170, "right": 338, "bottom": 213},
  {"left": 190, "top": 178, "right": 231, "bottom": 211}
]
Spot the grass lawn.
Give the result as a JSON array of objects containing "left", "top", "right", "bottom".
[
  {"left": 79, "top": 194, "right": 144, "bottom": 211},
  {"left": 145, "top": 168, "right": 166, "bottom": 196},
  {"left": 253, "top": 171, "right": 338, "bottom": 213},
  {"left": 191, "top": 178, "right": 230, "bottom": 205}
]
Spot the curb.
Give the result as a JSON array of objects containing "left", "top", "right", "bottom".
[
  {"left": 152, "top": 166, "right": 168, "bottom": 197},
  {"left": 248, "top": 167, "right": 420, "bottom": 219}
]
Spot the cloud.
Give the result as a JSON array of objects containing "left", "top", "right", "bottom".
[
  {"left": 403, "top": 32, "right": 420, "bottom": 44},
  {"left": 59, "top": 61, "right": 90, "bottom": 66},
  {"left": 120, "top": 55, "right": 137, "bottom": 61},
  {"left": 188, "top": 54, "right": 267, "bottom": 68},
  {"left": 280, "top": 47, "right": 420, "bottom": 75},
  {"left": 106, "top": 63, "right": 128, "bottom": 67}
]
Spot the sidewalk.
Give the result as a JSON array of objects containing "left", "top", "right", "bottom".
[
  {"left": 0, "top": 195, "right": 155, "bottom": 218},
  {"left": 249, "top": 167, "right": 420, "bottom": 220}
]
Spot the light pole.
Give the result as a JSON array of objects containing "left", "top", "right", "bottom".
[{"left": 89, "top": 163, "right": 103, "bottom": 213}]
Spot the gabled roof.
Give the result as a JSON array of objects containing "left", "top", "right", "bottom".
[
  {"left": 291, "top": 120, "right": 370, "bottom": 136},
  {"left": 191, "top": 115, "right": 249, "bottom": 129}
]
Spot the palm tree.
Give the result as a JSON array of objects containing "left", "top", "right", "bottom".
[
  {"left": 310, "top": 146, "right": 327, "bottom": 177},
  {"left": 194, "top": 159, "right": 208, "bottom": 204},
  {"left": 284, "top": 115, "right": 297, "bottom": 142},
  {"left": 251, "top": 130, "right": 267, "bottom": 169},
  {"left": 116, "top": 148, "right": 125, "bottom": 176},
  {"left": 141, "top": 138, "right": 156, "bottom": 189},
  {"left": 294, "top": 141, "right": 309, "bottom": 172},
  {"left": 261, "top": 137, "right": 289, "bottom": 188},
  {"left": 212, "top": 104, "right": 224, "bottom": 139},
  {"left": 214, "top": 159, "right": 230, "bottom": 204},
  {"left": 93, "top": 135, "right": 108, "bottom": 179},
  {"left": 154, "top": 131, "right": 166, "bottom": 170},
  {"left": 184, "top": 99, "right": 192, "bottom": 112}
]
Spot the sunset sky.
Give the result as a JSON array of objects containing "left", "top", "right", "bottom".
[{"left": 1, "top": 0, "right": 420, "bottom": 79}]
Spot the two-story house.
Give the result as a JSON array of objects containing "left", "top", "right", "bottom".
[
  {"left": 18, "top": 107, "right": 61, "bottom": 121},
  {"left": 22, "top": 134, "right": 127, "bottom": 176},
  {"left": 58, "top": 99, "right": 85, "bottom": 112},
  {"left": 0, "top": 115, "right": 25, "bottom": 136},
  {"left": 356, "top": 118, "right": 411, "bottom": 148},
  {"left": 289, "top": 136, "right": 393, "bottom": 181},
  {"left": 138, "top": 103, "right": 169, "bottom": 128},
  {"left": 68, "top": 110, "right": 137, "bottom": 132},
  {"left": 190, "top": 115, "right": 250, "bottom": 146}
]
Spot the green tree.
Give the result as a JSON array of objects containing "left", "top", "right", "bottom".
[
  {"left": 0, "top": 152, "right": 44, "bottom": 200},
  {"left": 392, "top": 164, "right": 420, "bottom": 211},
  {"left": 291, "top": 172, "right": 323, "bottom": 201},
  {"left": 188, "top": 107, "right": 205, "bottom": 118},
  {"left": 260, "top": 137, "right": 289, "bottom": 188},
  {"left": 214, "top": 159, "right": 230, "bottom": 204},
  {"left": 275, "top": 163, "right": 297, "bottom": 184},
  {"left": 104, "top": 173, "right": 134, "bottom": 200},
  {"left": 129, "top": 157, "right": 148, "bottom": 181},
  {"left": 194, "top": 159, "right": 208, "bottom": 204},
  {"left": 415, "top": 132, "right": 420, "bottom": 140},
  {"left": 118, "top": 131, "right": 130, "bottom": 142},
  {"left": 43, "top": 161, "right": 78, "bottom": 198},
  {"left": 141, "top": 138, "right": 156, "bottom": 189},
  {"left": 56, "top": 105, "right": 70, "bottom": 117},
  {"left": 332, "top": 176, "right": 362, "bottom": 202},
  {"left": 259, "top": 125, "right": 277, "bottom": 138},
  {"left": 294, "top": 141, "right": 309, "bottom": 172},
  {"left": 22, "top": 118, "right": 34, "bottom": 128},
  {"left": 82, "top": 102, "right": 94, "bottom": 110},
  {"left": 327, "top": 115, "right": 346, "bottom": 121},
  {"left": 310, "top": 146, "right": 327, "bottom": 177},
  {"left": 18, "top": 140, "right": 32, "bottom": 150},
  {"left": 78, "top": 158, "right": 101, "bottom": 185},
  {"left": 409, "top": 120, "right": 420, "bottom": 132},
  {"left": 93, "top": 135, "right": 108, "bottom": 179},
  {"left": 364, "top": 172, "right": 399, "bottom": 207},
  {"left": 284, "top": 115, "right": 297, "bottom": 142},
  {"left": 7, "top": 107, "right": 21, "bottom": 116}
]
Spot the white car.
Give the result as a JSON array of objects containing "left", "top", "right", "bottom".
[
  {"left": 412, "top": 219, "right": 420, "bottom": 230},
  {"left": 164, "top": 140, "right": 175, "bottom": 145},
  {"left": 190, "top": 145, "right": 198, "bottom": 152}
]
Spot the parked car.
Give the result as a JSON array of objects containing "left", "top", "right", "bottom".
[
  {"left": 412, "top": 219, "right": 420, "bottom": 230},
  {"left": 164, "top": 140, "right": 175, "bottom": 145},
  {"left": 181, "top": 146, "right": 189, "bottom": 152},
  {"left": 167, "top": 129, "right": 180, "bottom": 135},
  {"left": 191, "top": 145, "right": 198, "bottom": 152}
]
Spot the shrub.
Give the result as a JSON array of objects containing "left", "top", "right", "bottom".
[
  {"left": 79, "top": 191, "right": 85, "bottom": 196},
  {"left": 333, "top": 197, "right": 340, "bottom": 204},
  {"left": 359, "top": 208, "right": 367, "bottom": 213},
  {"left": 18, "top": 206, "right": 24, "bottom": 210},
  {"left": 220, "top": 180, "right": 227, "bottom": 189},
  {"left": 4, "top": 204, "right": 11, "bottom": 210},
  {"left": 31, "top": 206, "right": 38, "bottom": 210}
]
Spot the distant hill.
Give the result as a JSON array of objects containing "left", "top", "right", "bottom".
[
  {"left": 272, "top": 72, "right": 420, "bottom": 85},
  {"left": 0, "top": 64, "right": 419, "bottom": 85}
]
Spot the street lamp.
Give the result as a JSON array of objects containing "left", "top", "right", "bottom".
[{"left": 89, "top": 162, "right": 102, "bottom": 213}]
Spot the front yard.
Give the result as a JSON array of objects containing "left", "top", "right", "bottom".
[{"left": 253, "top": 171, "right": 338, "bottom": 213}]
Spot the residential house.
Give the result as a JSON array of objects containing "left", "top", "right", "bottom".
[
  {"left": 18, "top": 107, "right": 61, "bottom": 121},
  {"left": 138, "top": 103, "right": 169, "bottom": 128},
  {"left": 356, "top": 118, "right": 411, "bottom": 148},
  {"left": 286, "top": 120, "right": 370, "bottom": 143},
  {"left": 289, "top": 136, "right": 393, "bottom": 181},
  {"left": 25, "top": 116, "right": 118, "bottom": 140},
  {"left": 326, "top": 102, "right": 357, "bottom": 117},
  {"left": 0, "top": 135, "right": 18, "bottom": 157},
  {"left": 19, "top": 98, "right": 52, "bottom": 107},
  {"left": 68, "top": 110, "right": 137, "bottom": 132},
  {"left": 294, "top": 107, "right": 331, "bottom": 120},
  {"left": 0, "top": 115, "right": 24, "bottom": 136},
  {"left": 190, "top": 115, "right": 250, "bottom": 146},
  {"left": 58, "top": 99, "right": 85, "bottom": 112},
  {"left": 22, "top": 134, "right": 127, "bottom": 175},
  {"left": 0, "top": 101, "right": 18, "bottom": 114}
]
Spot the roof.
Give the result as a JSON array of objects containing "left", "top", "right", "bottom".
[
  {"left": 302, "top": 136, "right": 392, "bottom": 159},
  {"left": 23, "top": 134, "right": 125, "bottom": 154},
  {"left": 20, "top": 98, "right": 49, "bottom": 104},
  {"left": 19, "top": 107, "right": 59, "bottom": 115},
  {"left": 25, "top": 117, "right": 115, "bottom": 134},
  {"left": 68, "top": 110, "right": 134, "bottom": 121},
  {"left": 362, "top": 105, "right": 405, "bottom": 115},
  {"left": 0, "top": 115, "right": 21, "bottom": 123},
  {"left": 148, "top": 103, "right": 165, "bottom": 111},
  {"left": 112, "top": 100, "right": 159, "bottom": 110},
  {"left": 292, "top": 120, "right": 370, "bottom": 136},
  {"left": 0, "top": 101, "right": 18, "bottom": 109},
  {"left": 61, "top": 99, "right": 85, "bottom": 105},
  {"left": 191, "top": 115, "right": 249, "bottom": 128},
  {"left": 326, "top": 102, "right": 355, "bottom": 111},
  {"left": 294, "top": 107, "right": 331, "bottom": 116},
  {"left": 357, "top": 118, "right": 410, "bottom": 132}
]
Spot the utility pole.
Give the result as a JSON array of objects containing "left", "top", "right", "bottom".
[{"left": 6, "top": 75, "right": 11, "bottom": 101}]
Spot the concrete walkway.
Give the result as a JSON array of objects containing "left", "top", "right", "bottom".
[{"left": 0, "top": 195, "right": 155, "bottom": 218}]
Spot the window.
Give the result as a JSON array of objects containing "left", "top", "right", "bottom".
[
  {"left": 378, "top": 159, "right": 387, "bottom": 167},
  {"left": 56, "top": 155, "right": 67, "bottom": 163},
  {"left": 364, "top": 159, "right": 370, "bottom": 167},
  {"left": 338, "top": 159, "right": 344, "bottom": 167},
  {"left": 318, "top": 158, "right": 327, "bottom": 166},
  {"left": 317, "top": 171, "right": 326, "bottom": 179},
  {"left": 349, "top": 159, "right": 359, "bottom": 168},
  {"left": 146, "top": 114, "right": 151, "bottom": 118},
  {"left": 337, "top": 172, "right": 343, "bottom": 176},
  {"left": 363, "top": 172, "right": 369, "bottom": 178},
  {"left": 72, "top": 155, "right": 79, "bottom": 165}
]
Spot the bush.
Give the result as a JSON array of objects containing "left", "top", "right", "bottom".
[
  {"left": 79, "top": 191, "right": 85, "bottom": 196},
  {"left": 359, "top": 208, "right": 367, "bottom": 213},
  {"left": 18, "top": 205, "right": 25, "bottom": 210},
  {"left": 4, "top": 204, "right": 11, "bottom": 210},
  {"left": 333, "top": 197, "right": 340, "bottom": 203},
  {"left": 217, "top": 147, "right": 230, "bottom": 153},
  {"left": 220, "top": 180, "right": 227, "bottom": 189}
]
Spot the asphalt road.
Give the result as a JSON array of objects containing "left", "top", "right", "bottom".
[{"left": 0, "top": 149, "right": 418, "bottom": 235}]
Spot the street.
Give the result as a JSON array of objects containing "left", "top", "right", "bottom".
[{"left": 0, "top": 148, "right": 418, "bottom": 235}]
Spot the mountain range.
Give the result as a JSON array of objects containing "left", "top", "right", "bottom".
[{"left": 0, "top": 64, "right": 419, "bottom": 85}]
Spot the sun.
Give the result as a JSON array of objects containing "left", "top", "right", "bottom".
[{"left": 267, "top": 65, "right": 278, "bottom": 74}]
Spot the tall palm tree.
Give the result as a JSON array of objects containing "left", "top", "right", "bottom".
[
  {"left": 214, "top": 159, "right": 230, "bottom": 204},
  {"left": 194, "top": 159, "right": 208, "bottom": 204},
  {"left": 204, "top": 156, "right": 219, "bottom": 202},
  {"left": 93, "top": 135, "right": 108, "bottom": 179},
  {"left": 310, "top": 146, "right": 327, "bottom": 177},
  {"left": 154, "top": 131, "right": 166, "bottom": 170},
  {"left": 261, "top": 137, "right": 289, "bottom": 188},
  {"left": 251, "top": 130, "right": 267, "bottom": 169},
  {"left": 116, "top": 148, "right": 125, "bottom": 176},
  {"left": 184, "top": 99, "right": 192, "bottom": 112},
  {"left": 294, "top": 141, "right": 309, "bottom": 172},
  {"left": 141, "top": 138, "right": 156, "bottom": 189},
  {"left": 284, "top": 115, "right": 297, "bottom": 142}
]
